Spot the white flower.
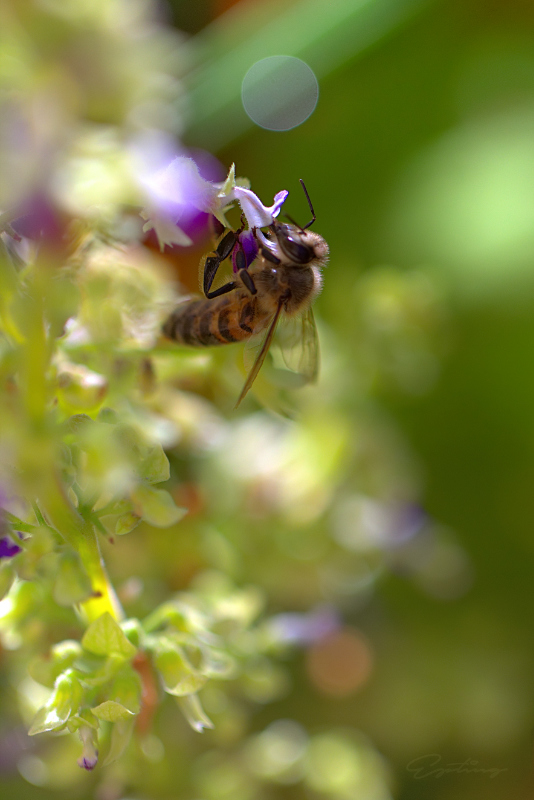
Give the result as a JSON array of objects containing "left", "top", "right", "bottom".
[
  {"left": 141, "top": 158, "right": 288, "bottom": 251},
  {"left": 77, "top": 726, "right": 98, "bottom": 770}
]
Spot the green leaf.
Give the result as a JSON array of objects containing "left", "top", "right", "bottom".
[
  {"left": 28, "top": 671, "right": 83, "bottom": 735},
  {"left": 71, "top": 708, "right": 100, "bottom": 731},
  {"left": 0, "top": 564, "right": 15, "bottom": 600},
  {"left": 53, "top": 550, "right": 94, "bottom": 606},
  {"left": 176, "top": 694, "right": 214, "bottom": 733},
  {"left": 112, "top": 424, "right": 170, "bottom": 484},
  {"left": 29, "top": 640, "right": 83, "bottom": 688},
  {"left": 29, "top": 705, "right": 69, "bottom": 736},
  {"left": 121, "top": 618, "right": 143, "bottom": 649},
  {"left": 65, "top": 414, "right": 94, "bottom": 434},
  {"left": 154, "top": 642, "right": 207, "bottom": 697},
  {"left": 98, "top": 407, "right": 119, "bottom": 424},
  {"left": 109, "top": 667, "right": 142, "bottom": 713},
  {"left": 3, "top": 579, "right": 42, "bottom": 624},
  {"left": 17, "top": 527, "right": 55, "bottom": 582},
  {"left": 91, "top": 700, "right": 136, "bottom": 722},
  {"left": 81, "top": 653, "right": 126, "bottom": 687},
  {"left": 56, "top": 363, "right": 108, "bottom": 413},
  {"left": 103, "top": 719, "right": 134, "bottom": 766},
  {"left": 58, "top": 444, "right": 77, "bottom": 488},
  {"left": 130, "top": 484, "right": 187, "bottom": 528},
  {"left": 201, "top": 646, "right": 237, "bottom": 679},
  {"left": 82, "top": 612, "right": 137, "bottom": 659},
  {"left": 142, "top": 602, "right": 189, "bottom": 634},
  {"left": 140, "top": 443, "right": 170, "bottom": 484},
  {"left": 5, "top": 511, "right": 36, "bottom": 533},
  {"left": 115, "top": 511, "right": 141, "bottom": 536}
]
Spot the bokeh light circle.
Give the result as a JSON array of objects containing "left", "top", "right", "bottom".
[
  {"left": 306, "top": 628, "right": 374, "bottom": 697},
  {"left": 242, "top": 56, "right": 319, "bottom": 131}
]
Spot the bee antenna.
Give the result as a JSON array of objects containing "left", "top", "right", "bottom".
[{"left": 299, "top": 179, "right": 316, "bottom": 229}]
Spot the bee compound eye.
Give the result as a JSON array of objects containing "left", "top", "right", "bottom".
[{"left": 282, "top": 237, "right": 313, "bottom": 264}]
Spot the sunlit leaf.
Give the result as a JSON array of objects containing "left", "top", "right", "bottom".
[
  {"left": 130, "top": 484, "right": 187, "bottom": 528},
  {"left": 91, "top": 700, "right": 136, "bottom": 722},
  {"left": 176, "top": 693, "right": 214, "bottom": 733},
  {"left": 53, "top": 550, "right": 94, "bottom": 606},
  {"left": 103, "top": 719, "right": 135, "bottom": 766},
  {"left": 28, "top": 671, "right": 83, "bottom": 735},
  {"left": 154, "top": 641, "right": 207, "bottom": 696},
  {"left": 82, "top": 612, "right": 137, "bottom": 659},
  {"left": 29, "top": 640, "right": 83, "bottom": 688},
  {"left": 115, "top": 511, "right": 141, "bottom": 536}
]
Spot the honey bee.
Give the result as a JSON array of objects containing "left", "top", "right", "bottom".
[{"left": 162, "top": 181, "right": 329, "bottom": 406}]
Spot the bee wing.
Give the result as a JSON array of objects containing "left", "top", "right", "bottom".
[
  {"left": 236, "top": 298, "right": 285, "bottom": 407},
  {"left": 275, "top": 306, "right": 320, "bottom": 384},
  {"left": 238, "top": 305, "right": 319, "bottom": 406}
]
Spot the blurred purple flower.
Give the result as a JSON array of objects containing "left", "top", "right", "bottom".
[
  {"left": 393, "top": 504, "right": 427, "bottom": 544},
  {"left": 0, "top": 489, "right": 23, "bottom": 559},
  {"left": 10, "top": 194, "right": 66, "bottom": 243},
  {"left": 269, "top": 606, "right": 340, "bottom": 646},
  {"left": 0, "top": 536, "right": 22, "bottom": 559},
  {"left": 333, "top": 495, "right": 427, "bottom": 552}
]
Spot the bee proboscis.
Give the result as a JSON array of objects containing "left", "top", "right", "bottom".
[{"left": 162, "top": 181, "right": 329, "bottom": 407}]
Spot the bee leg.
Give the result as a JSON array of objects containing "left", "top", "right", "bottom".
[
  {"left": 261, "top": 247, "right": 281, "bottom": 265},
  {"left": 203, "top": 229, "right": 240, "bottom": 297},
  {"left": 238, "top": 268, "right": 257, "bottom": 295},
  {"left": 217, "top": 229, "right": 240, "bottom": 260},
  {"left": 203, "top": 218, "right": 250, "bottom": 297},
  {"left": 203, "top": 255, "right": 222, "bottom": 297},
  {"left": 234, "top": 248, "right": 246, "bottom": 272},
  {"left": 205, "top": 280, "right": 237, "bottom": 299}
]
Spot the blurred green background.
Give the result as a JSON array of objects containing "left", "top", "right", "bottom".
[
  {"left": 2, "top": 0, "right": 534, "bottom": 798},
  {"left": 187, "top": 1, "right": 534, "bottom": 793}
]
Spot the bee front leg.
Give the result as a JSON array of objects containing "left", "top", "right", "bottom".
[
  {"left": 203, "top": 229, "right": 240, "bottom": 298},
  {"left": 260, "top": 247, "right": 281, "bottom": 265},
  {"left": 204, "top": 278, "right": 238, "bottom": 299},
  {"left": 238, "top": 268, "right": 257, "bottom": 295},
  {"left": 203, "top": 255, "right": 223, "bottom": 297}
]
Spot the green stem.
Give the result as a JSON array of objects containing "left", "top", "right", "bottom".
[
  {"left": 19, "top": 258, "right": 123, "bottom": 625},
  {"left": 38, "top": 474, "right": 124, "bottom": 623}
]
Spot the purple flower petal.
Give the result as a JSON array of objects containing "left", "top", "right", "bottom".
[
  {"left": 10, "top": 194, "right": 66, "bottom": 244},
  {"left": 231, "top": 230, "right": 259, "bottom": 272},
  {"left": 78, "top": 755, "right": 98, "bottom": 771},
  {"left": 0, "top": 536, "right": 22, "bottom": 559}
]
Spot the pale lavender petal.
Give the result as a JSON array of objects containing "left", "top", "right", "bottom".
[
  {"left": 270, "top": 607, "right": 340, "bottom": 645},
  {"left": 147, "top": 157, "right": 218, "bottom": 215},
  {"left": 77, "top": 727, "right": 98, "bottom": 770},
  {"left": 271, "top": 190, "right": 289, "bottom": 218},
  {"left": 230, "top": 186, "right": 288, "bottom": 228}
]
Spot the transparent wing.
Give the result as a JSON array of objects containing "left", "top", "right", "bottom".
[
  {"left": 238, "top": 305, "right": 319, "bottom": 406},
  {"left": 236, "top": 299, "right": 285, "bottom": 407},
  {"left": 274, "top": 306, "right": 320, "bottom": 384}
]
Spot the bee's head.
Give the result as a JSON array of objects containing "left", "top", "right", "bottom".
[
  {"left": 268, "top": 221, "right": 329, "bottom": 267},
  {"left": 269, "top": 222, "right": 315, "bottom": 264}
]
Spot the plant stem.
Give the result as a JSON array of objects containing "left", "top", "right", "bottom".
[{"left": 37, "top": 475, "right": 124, "bottom": 623}]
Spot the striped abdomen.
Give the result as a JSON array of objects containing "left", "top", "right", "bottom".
[{"left": 163, "top": 294, "right": 264, "bottom": 346}]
